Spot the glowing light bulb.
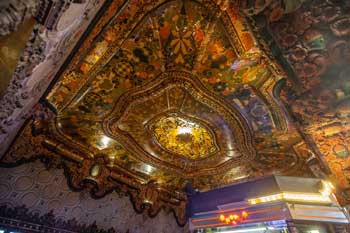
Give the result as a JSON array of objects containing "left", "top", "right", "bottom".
[
  {"left": 177, "top": 127, "right": 192, "bottom": 135},
  {"left": 98, "top": 135, "right": 112, "bottom": 149},
  {"left": 220, "top": 214, "right": 225, "bottom": 221}
]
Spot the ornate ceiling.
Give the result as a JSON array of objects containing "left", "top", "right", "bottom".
[
  {"left": 2, "top": 0, "right": 350, "bottom": 225},
  {"left": 242, "top": 0, "right": 350, "bottom": 204}
]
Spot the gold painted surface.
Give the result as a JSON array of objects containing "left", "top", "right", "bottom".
[
  {"left": 4, "top": 0, "right": 324, "bottom": 220},
  {"left": 0, "top": 18, "right": 35, "bottom": 97},
  {"left": 149, "top": 114, "right": 217, "bottom": 159},
  {"left": 43, "top": 0, "right": 310, "bottom": 190},
  {"left": 104, "top": 73, "right": 255, "bottom": 177}
]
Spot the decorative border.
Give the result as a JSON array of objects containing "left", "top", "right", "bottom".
[
  {"left": 103, "top": 71, "right": 256, "bottom": 177},
  {"left": 1, "top": 114, "right": 187, "bottom": 225},
  {"left": 145, "top": 110, "right": 220, "bottom": 159},
  {"left": 0, "top": 205, "right": 118, "bottom": 233}
]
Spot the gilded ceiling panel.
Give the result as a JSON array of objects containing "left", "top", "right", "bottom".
[{"left": 2, "top": 0, "right": 327, "bottom": 223}]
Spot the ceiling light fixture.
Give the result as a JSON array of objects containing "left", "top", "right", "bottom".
[
  {"left": 98, "top": 135, "right": 113, "bottom": 149},
  {"left": 177, "top": 126, "right": 193, "bottom": 135}
]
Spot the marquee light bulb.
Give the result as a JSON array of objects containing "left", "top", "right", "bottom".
[{"left": 220, "top": 214, "right": 225, "bottom": 221}]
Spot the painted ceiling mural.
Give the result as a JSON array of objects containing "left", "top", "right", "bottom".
[{"left": 3, "top": 0, "right": 349, "bottom": 225}]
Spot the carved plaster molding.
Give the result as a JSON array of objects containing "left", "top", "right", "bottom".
[
  {"left": 2, "top": 112, "right": 188, "bottom": 225},
  {"left": 0, "top": 160, "right": 184, "bottom": 232},
  {"left": 0, "top": 0, "right": 39, "bottom": 36},
  {"left": 0, "top": 205, "right": 119, "bottom": 233},
  {"left": 0, "top": 0, "right": 107, "bottom": 156},
  {"left": 103, "top": 72, "right": 256, "bottom": 177}
]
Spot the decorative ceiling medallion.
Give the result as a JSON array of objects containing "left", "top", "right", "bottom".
[
  {"left": 147, "top": 112, "right": 219, "bottom": 159},
  {"left": 103, "top": 71, "right": 256, "bottom": 177}
]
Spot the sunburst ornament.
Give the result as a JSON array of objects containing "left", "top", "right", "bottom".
[{"left": 149, "top": 114, "right": 217, "bottom": 159}]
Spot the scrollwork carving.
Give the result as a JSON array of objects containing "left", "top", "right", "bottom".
[
  {"left": 0, "top": 0, "right": 39, "bottom": 36},
  {"left": 2, "top": 104, "right": 188, "bottom": 225}
]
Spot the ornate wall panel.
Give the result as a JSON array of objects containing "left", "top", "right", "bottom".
[
  {"left": 0, "top": 0, "right": 109, "bottom": 156},
  {"left": 0, "top": 161, "right": 183, "bottom": 233},
  {"left": 244, "top": 0, "right": 350, "bottom": 204}
]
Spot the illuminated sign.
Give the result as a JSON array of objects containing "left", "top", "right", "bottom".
[
  {"left": 248, "top": 192, "right": 332, "bottom": 205},
  {"left": 220, "top": 227, "right": 276, "bottom": 233},
  {"left": 219, "top": 211, "right": 249, "bottom": 225},
  {"left": 248, "top": 181, "right": 335, "bottom": 205}
]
